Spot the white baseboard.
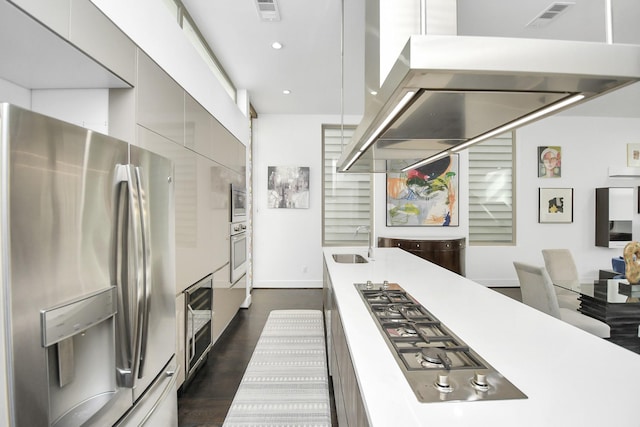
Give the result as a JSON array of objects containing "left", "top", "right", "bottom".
[{"left": 252, "top": 279, "right": 323, "bottom": 288}]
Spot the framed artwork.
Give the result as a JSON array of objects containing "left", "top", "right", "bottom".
[
  {"left": 627, "top": 143, "right": 640, "bottom": 167},
  {"left": 538, "top": 187, "right": 573, "bottom": 223},
  {"left": 538, "top": 146, "right": 561, "bottom": 177},
  {"left": 386, "top": 154, "right": 459, "bottom": 226},
  {"left": 267, "top": 166, "right": 310, "bottom": 208}
]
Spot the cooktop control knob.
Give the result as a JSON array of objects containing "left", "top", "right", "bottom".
[
  {"left": 365, "top": 280, "right": 373, "bottom": 290},
  {"left": 382, "top": 280, "right": 389, "bottom": 290},
  {"left": 471, "top": 372, "right": 490, "bottom": 392},
  {"left": 434, "top": 374, "right": 453, "bottom": 393}
]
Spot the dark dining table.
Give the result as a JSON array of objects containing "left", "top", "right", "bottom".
[{"left": 554, "top": 278, "right": 640, "bottom": 353}]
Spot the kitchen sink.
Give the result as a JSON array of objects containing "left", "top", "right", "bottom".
[{"left": 332, "top": 254, "right": 368, "bottom": 264}]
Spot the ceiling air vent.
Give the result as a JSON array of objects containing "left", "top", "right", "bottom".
[
  {"left": 255, "top": 0, "right": 281, "bottom": 22},
  {"left": 526, "top": 2, "right": 574, "bottom": 28}
]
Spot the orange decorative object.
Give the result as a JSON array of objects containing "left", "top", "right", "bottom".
[{"left": 623, "top": 241, "right": 640, "bottom": 284}]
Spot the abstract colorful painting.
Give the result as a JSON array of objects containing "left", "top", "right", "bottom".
[{"left": 386, "top": 155, "right": 459, "bottom": 226}]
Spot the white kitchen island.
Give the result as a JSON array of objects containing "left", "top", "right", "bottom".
[{"left": 323, "top": 247, "right": 640, "bottom": 426}]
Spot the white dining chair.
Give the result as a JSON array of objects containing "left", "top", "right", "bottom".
[
  {"left": 541, "top": 248, "right": 581, "bottom": 311},
  {"left": 513, "top": 262, "right": 610, "bottom": 338}
]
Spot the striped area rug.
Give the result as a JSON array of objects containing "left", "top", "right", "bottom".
[{"left": 223, "top": 309, "right": 331, "bottom": 427}]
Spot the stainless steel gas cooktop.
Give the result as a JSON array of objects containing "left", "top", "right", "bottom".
[{"left": 355, "top": 281, "right": 527, "bottom": 403}]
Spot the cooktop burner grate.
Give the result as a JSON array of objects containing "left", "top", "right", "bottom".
[{"left": 355, "top": 282, "right": 527, "bottom": 403}]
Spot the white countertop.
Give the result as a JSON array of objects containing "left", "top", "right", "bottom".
[{"left": 324, "top": 247, "right": 640, "bottom": 426}]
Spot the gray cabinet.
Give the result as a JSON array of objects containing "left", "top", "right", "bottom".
[
  {"left": 330, "top": 294, "right": 369, "bottom": 427},
  {"left": 69, "top": 0, "right": 136, "bottom": 85},
  {"left": 185, "top": 94, "right": 214, "bottom": 158},
  {"left": 10, "top": 0, "right": 135, "bottom": 85},
  {"left": 212, "top": 119, "right": 246, "bottom": 174},
  {"left": 212, "top": 266, "right": 245, "bottom": 344},
  {"left": 136, "top": 125, "right": 237, "bottom": 292},
  {"left": 136, "top": 125, "right": 206, "bottom": 292},
  {"left": 137, "top": 51, "right": 185, "bottom": 145},
  {"left": 595, "top": 187, "right": 633, "bottom": 248},
  {"left": 9, "top": 0, "right": 71, "bottom": 37},
  {"left": 323, "top": 263, "right": 369, "bottom": 427}
]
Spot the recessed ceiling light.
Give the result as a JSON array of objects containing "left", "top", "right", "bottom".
[
  {"left": 271, "top": 41, "right": 283, "bottom": 50},
  {"left": 283, "top": 90, "right": 291, "bottom": 95},
  {"left": 370, "top": 90, "right": 378, "bottom": 96}
]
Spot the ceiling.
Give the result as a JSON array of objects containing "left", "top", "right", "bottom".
[
  {"left": 182, "top": 0, "right": 365, "bottom": 116},
  {"left": 182, "top": 0, "right": 640, "bottom": 119}
]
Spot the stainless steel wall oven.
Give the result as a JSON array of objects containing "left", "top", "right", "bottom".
[
  {"left": 230, "top": 184, "right": 247, "bottom": 223},
  {"left": 230, "top": 222, "right": 247, "bottom": 284},
  {"left": 184, "top": 274, "right": 213, "bottom": 385}
]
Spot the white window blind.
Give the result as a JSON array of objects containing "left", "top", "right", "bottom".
[
  {"left": 323, "top": 125, "right": 371, "bottom": 246},
  {"left": 468, "top": 133, "right": 515, "bottom": 244}
]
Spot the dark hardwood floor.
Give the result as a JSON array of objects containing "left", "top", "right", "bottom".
[{"left": 177, "top": 288, "right": 335, "bottom": 427}]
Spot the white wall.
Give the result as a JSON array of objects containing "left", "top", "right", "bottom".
[
  {"left": 469, "top": 115, "right": 640, "bottom": 286},
  {"left": 0, "top": 78, "right": 30, "bottom": 108},
  {"left": 254, "top": 113, "right": 640, "bottom": 288},
  {"left": 252, "top": 114, "right": 360, "bottom": 288},
  {"left": 32, "top": 89, "right": 109, "bottom": 134},
  {"left": 0, "top": 82, "right": 109, "bottom": 133},
  {"left": 90, "top": 0, "right": 250, "bottom": 146}
]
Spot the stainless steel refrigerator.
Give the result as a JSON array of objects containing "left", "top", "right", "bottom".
[{"left": 0, "top": 103, "right": 177, "bottom": 426}]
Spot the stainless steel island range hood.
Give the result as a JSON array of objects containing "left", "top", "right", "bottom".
[{"left": 338, "top": 8, "right": 640, "bottom": 173}]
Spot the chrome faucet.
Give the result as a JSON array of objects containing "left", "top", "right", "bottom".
[{"left": 355, "top": 225, "right": 373, "bottom": 258}]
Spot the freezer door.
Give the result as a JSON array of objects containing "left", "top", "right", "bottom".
[
  {"left": 115, "top": 356, "right": 178, "bottom": 427},
  {"left": 129, "top": 145, "right": 176, "bottom": 401},
  {"left": 1, "top": 104, "right": 132, "bottom": 426}
]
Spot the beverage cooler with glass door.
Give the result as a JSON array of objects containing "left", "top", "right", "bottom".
[{"left": 183, "top": 274, "right": 214, "bottom": 386}]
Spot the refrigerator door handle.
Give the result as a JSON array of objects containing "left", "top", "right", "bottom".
[
  {"left": 135, "top": 166, "right": 152, "bottom": 379},
  {"left": 114, "top": 164, "right": 145, "bottom": 388}
]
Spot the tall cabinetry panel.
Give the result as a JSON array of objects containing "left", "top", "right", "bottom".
[
  {"left": 212, "top": 119, "right": 246, "bottom": 180},
  {"left": 137, "top": 51, "right": 185, "bottom": 145},
  {"left": 137, "top": 126, "right": 218, "bottom": 293},
  {"left": 211, "top": 164, "right": 245, "bottom": 345},
  {"left": 596, "top": 187, "right": 634, "bottom": 248},
  {"left": 68, "top": 0, "right": 136, "bottom": 84},
  {"left": 9, "top": 0, "right": 71, "bottom": 38},
  {"left": 10, "top": 0, "right": 135, "bottom": 85},
  {"left": 185, "top": 94, "right": 214, "bottom": 159}
]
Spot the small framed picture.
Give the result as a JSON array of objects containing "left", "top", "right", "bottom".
[
  {"left": 539, "top": 188, "right": 573, "bottom": 223},
  {"left": 627, "top": 144, "right": 640, "bottom": 167},
  {"left": 538, "top": 146, "right": 561, "bottom": 177},
  {"left": 267, "top": 166, "right": 310, "bottom": 209}
]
